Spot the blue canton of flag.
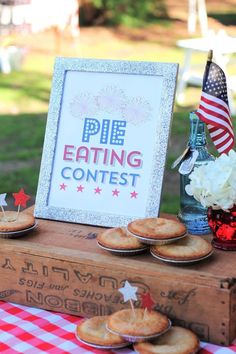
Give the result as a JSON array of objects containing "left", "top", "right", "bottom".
[{"left": 197, "top": 59, "right": 235, "bottom": 154}]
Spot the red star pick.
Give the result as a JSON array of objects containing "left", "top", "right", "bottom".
[
  {"left": 13, "top": 188, "right": 31, "bottom": 208},
  {"left": 140, "top": 292, "right": 155, "bottom": 311}
]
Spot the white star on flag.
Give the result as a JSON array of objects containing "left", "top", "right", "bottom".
[
  {"left": 0, "top": 193, "right": 7, "bottom": 207},
  {"left": 119, "top": 281, "right": 138, "bottom": 302}
]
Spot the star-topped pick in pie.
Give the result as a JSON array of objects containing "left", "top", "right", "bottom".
[
  {"left": 0, "top": 189, "right": 35, "bottom": 234},
  {"left": 0, "top": 211, "right": 35, "bottom": 232},
  {"left": 13, "top": 188, "right": 31, "bottom": 208},
  {"left": 119, "top": 280, "right": 138, "bottom": 302},
  {"left": 107, "top": 309, "right": 170, "bottom": 342},
  {"left": 141, "top": 292, "right": 155, "bottom": 311},
  {"left": 75, "top": 316, "right": 128, "bottom": 348},
  {"left": 0, "top": 193, "right": 7, "bottom": 207}
]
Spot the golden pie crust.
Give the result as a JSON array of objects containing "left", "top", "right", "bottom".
[
  {"left": 134, "top": 326, "right": 200, "bottom": 354},
  {"left": 97, "top": 227, "right": 145, "bottom": 250},
  {"left": 127, "top": 218, "right": 186, "bottom": 240},
  {"left": 0, "top": 211, "right": 35, "bottom": 232},
  {"left": 151, "top": 235, "right": 213, "bottom": 261},
  {"left": 76, "top": 316, "right": 127, "bottom": 346},
  {"left": 107, "top": 309, "right": 169, "bottom": 337}
]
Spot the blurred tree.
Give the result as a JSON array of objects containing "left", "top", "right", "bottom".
[{"left": 79, "top": 0, "right": 168, "bottom": 26}]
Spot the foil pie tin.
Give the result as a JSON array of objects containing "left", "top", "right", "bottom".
[
  {"left": 134, "top": 346, "right": 200, "bottom": 354},
  {"left": 106, "top": 319, "right": 171, "bottom": 343},
  {"left": 150, "top": 248, "right": 214, "bottom": 264},
  {"left": 127, "top": 229, "right": 188, "bottom": 246},
  {"left": 0, "top": 222, "right": 38, "bottom": 239},
  {"left": 75, "top": 331, "right": 129, "bottom": 349},
  {"left": 97, "top": 241, "right": 149, "bottom": 256}
]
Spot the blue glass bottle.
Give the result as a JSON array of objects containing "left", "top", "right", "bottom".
[{"left": 178, "top": 111, "right": 214, "bottom": 235}]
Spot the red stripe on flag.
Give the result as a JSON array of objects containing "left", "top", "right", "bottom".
[
  {"left": 199, "top": 101, "right": 232, "bottom": 129},
  {"left": 215, "top": 136, "right": 234, "bottom": 154},
  {"left": 213, "top": 132, "right": 230, "bottom": 148},
  {"left": 197, "top": 111, "right": 233, "bottom": 139},
  {"left": 201, "top": 94, "right": 231, "bottom": 118},
  {"left": 197, "top": 60, "right": 235, "bottom": 154},
  {"left": 209, "top": 128, "right": 228, "bottom": 142},
  {"left": 197, "top": 109, "right": 234, "bottom": 154},
  {"left": 208, "top": 125, "right": 226, "bottom": 136},
  {"left": 200, "top": 99, "right": 233, "bottom": 130},
  {"left": 197, "top": 107, "right": 234, "bottom": 138}
]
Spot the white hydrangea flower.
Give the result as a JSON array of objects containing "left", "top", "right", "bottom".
[{"left": 185, "top": 149, "right": 236, "bottom": 211}]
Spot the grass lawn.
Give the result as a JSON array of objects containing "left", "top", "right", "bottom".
[{"left": 0, "top": 22, "right": 235, "bottom": 214}]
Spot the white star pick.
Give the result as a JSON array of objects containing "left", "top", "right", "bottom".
[
  {"left": 0, "top": 193, "right": 7, "bottom": 207},
  {"left": 119, "top": 281, "right": 138, "bottom": 302}
]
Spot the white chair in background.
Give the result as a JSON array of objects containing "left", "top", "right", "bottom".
[{"left": 176, "top": 31, "right": 236, "bottom": 114}]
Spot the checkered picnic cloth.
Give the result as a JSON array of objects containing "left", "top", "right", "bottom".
[{"left": 0, "top": 301, "right": 235, "bottom": 354}]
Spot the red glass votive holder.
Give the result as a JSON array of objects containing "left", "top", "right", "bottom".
[{"left": 207, "top": 205, "right": 236, "bottom": 251}]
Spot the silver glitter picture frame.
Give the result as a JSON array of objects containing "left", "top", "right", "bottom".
[{"left": 34, "top": 57, "right": 178, "bottom": 227}]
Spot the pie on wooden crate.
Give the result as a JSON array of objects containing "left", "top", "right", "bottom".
[
  {"left": 97, "top": 227, "right": 148, "bottom": 255},
  {"left": 0, "top": 211, "right": 35, "bottom": 232},
  {"left": 151, "top": 235, "right": 213, "bottom": 263},
  {"left": 127, "top": 217, "right": 187, "bottom": 245}
]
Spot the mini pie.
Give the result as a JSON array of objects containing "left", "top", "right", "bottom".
[
  {"left": 0, "top": 211, "right": 35, "bottom": 232},
  {"left": 97, "top": 227, "right": 145, "bottom": 250},
  {"left": 127, "top": 218, "right": 186, "bottom": 240},
  {"left": 151, "top": 235, "right": 213, "bottom": 261},
  {"left": 134, "top": 326, "right": 200, "bottom": 354},
  {"left": 107, "top": 309, "right": 170, "bottom": 337},
  {"left": 76, "top": 316, "right": 127, "bottom": 346}
]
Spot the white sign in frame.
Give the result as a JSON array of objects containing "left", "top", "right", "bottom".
[{"left": 35, "top": 58, "right": 178, "bottom": 227}]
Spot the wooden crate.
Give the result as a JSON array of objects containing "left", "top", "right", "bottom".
[{"left": 0, "top": 211, "right": 235, "bottom": 345}]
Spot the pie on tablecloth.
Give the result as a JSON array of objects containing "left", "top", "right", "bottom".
[
  {"left": 134, "top": 326, "right": 200, "bottom": 354},
  {"left": 76, "top": 316, "right": 127, "bottom": 346},
  {"left": 107, "top": 309, "right": 170, "bottom": 337}
]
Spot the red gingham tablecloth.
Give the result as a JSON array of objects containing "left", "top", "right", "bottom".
[{"left": 0, "top": 301, "right": 235, "bottom": 354}]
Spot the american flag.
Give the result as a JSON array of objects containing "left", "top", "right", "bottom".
[{"left": 196, "top": 59, "right": 234, "bottom": 154}]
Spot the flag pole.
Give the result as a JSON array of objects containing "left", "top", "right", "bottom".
[
  {"left": 199, "top": 49, "right": 213, "bottom": 98},
  {"left": 196, "top": 50, "right": 213, "bottom": 141},
  {"left": 207, "top": 49, "right": 213, "bottom": 62}
]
